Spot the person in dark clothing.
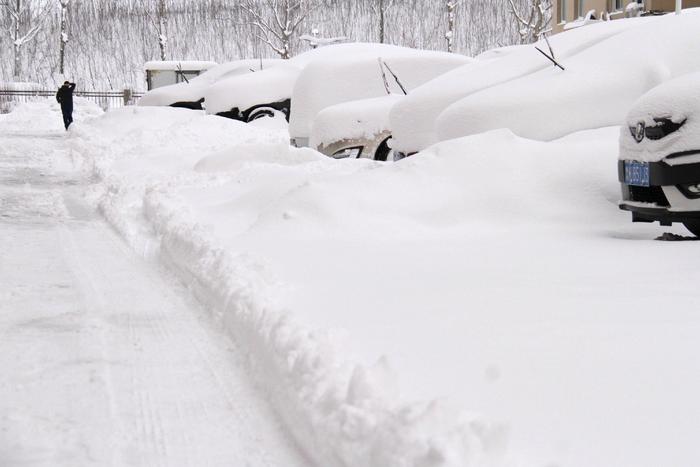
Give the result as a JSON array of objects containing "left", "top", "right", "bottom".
[{"left": 56, "top": 81, "right": 76, "bottom": 130}]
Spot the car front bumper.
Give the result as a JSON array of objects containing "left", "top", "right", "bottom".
[{"left": 618, "top": 155, "right": 700, "bottom": 225}]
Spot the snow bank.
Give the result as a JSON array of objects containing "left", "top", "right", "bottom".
[
  {"left": 0, "top": 99, "right": 103, "bottom": 131},
  {"left": 390, "top": 16, "right": 654, "bottom": 153},
  {"left": 290, "top": 48, "right": 471, "bottom": 140},
  {"left": 620, "top": 71, "right": 700, "bottom": 163},
  {"left": 204, "top": 43, "right": 415, "bottom": 117},
  {"left": 204, "top": 64, "right": 302, "bottom": 116},
  {"left": 60, "top": 103, "right": 506, "bottom": 467},
  {"left": 436, "top": 10, "right": 700, "bottom": 142},
  {"left": 139, "top": 59, "right": 280, "bottom": 107},
  {"left": 310, "top": 94, "right": 403, "bottom": 148},
  {"left": 143, "top": 60, "right": 217, "bottom": 71}
]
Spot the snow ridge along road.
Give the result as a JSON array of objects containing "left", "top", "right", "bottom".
[{"left": 0, "top": 129, "right": 308, "bottom": 465}]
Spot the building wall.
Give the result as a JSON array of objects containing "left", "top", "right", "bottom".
[{"left": 552, "top": 0, "right": 700, "bottom": 34}]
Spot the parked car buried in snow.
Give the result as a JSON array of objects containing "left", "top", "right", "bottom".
[
  {"left": 291, "top": 48, "right": 471, "bottom": 152},
  {"left": 139, "top": 60, "right": 280, "bottom": 110},
  {"left": 618, "top": 72, "right": 700, "bottom": 235}
]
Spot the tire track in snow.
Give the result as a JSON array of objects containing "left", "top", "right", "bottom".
[{"left": 0, "top": 131, "right": 309, "bottom": 467}]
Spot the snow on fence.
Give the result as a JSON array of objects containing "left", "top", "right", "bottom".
[{"left": 0, "top": 89, "right": 144, "bottom": 113}]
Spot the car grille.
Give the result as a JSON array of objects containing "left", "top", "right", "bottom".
[{"left": 627, "top": 185, "right": 670, "bottom": 206}]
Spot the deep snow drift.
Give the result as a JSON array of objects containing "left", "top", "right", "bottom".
[{"left": 2, "top": 96, "right": 695, "bottom": 467}]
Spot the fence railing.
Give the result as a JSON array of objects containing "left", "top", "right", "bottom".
[{"left": 0, "top": 89, "right": 144, "bottom": 112}]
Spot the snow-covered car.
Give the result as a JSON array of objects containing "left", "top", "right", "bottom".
[
  {"left": 389, "top": 16, "right": 653, "bottom": 157},
  {"left": 204, "top": 43, "right": 444, "bottom": 124},
  {"left": 618, "top": 72, "right": 700, "bottom": 235},
  {"left": 434, "top": 10, "right": 700, "bottom": 144},
  {"left": 290, "top": 48, "right": 471, "bottom": 149},
  {"left": 310, "top": 95, "right": 403, "bottom": 161},
  {"left": 139, "top": 59, "right": 279, "bottom": 110}
]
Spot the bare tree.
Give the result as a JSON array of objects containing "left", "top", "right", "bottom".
[
  {"left": 370, "top": 0, "right": 394, "bottom": 44},
  {"left": 445, "top": 0, "right": 459, "bottom": 53},
  {"left": 1, "top": 0, "right": 52, "bottom": 80},
  {"left": 241, "top": 0, "right": 318, "bottom": 59},
  {"left": 58, "top": 0, "right": 69, "bottom": 75},
  {"left": 146, "top": 0, "right": 168, "bottom": 60},
  {"left": 507, "top": 0, "right": 552, "bottom": 43}
]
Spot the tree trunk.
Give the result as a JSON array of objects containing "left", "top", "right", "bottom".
[
  {"left": 157, "top": 0, "right": 167, "bottom": 61},
  {"left": 13, "top": 0, "right": 21, "bottom": 80},
  {"left": 446, "top": 1, "right": 455, "bottom": 53},
  {"left": 379, "top": 0, "right": 385, "bottom": 43},
  {"left": 59, "top": 2, "right": 68, "bottom": 75}
]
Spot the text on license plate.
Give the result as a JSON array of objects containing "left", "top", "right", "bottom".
[{"left": 624, "top": 160, "right": 650, "bottom": 187}]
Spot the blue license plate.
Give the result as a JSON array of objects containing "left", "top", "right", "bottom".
[{"left": 624, "top": 160, "right": 650, "bottom": 187}]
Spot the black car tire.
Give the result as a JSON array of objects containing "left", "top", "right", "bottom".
[
  {"left": 247, "top": 107, "right": 276, "bottom": 122},
  {"left": 683, "top": 220, "right": 700, "bottom": 237}
]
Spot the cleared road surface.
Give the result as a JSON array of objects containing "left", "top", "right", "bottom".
[{"left": 0, "top": 130, "right": 308, "bottom": 466}]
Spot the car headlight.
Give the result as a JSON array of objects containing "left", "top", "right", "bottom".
[
  {"left": 331, "top": 146, "right": 362, "bottom": 159},
  {"left": 678, "top": 182, "right": 700, "bottom": 199}
]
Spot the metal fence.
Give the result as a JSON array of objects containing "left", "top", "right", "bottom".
[{"left": 0, "top": 89, "right": 144, "bottom": 113}]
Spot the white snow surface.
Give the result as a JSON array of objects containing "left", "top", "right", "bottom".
[
  {"left": 143, "top": 60, "right": 217, "bottom": 71},
  {"left": 390, "top": 16, "right": 654, "bottom": 153},
  {"left": 289, "top": 48, "right": 472, "bottom": 140},
  {"left": 139, "top": 59, "right": 281, "bottom": 107},
  {"left": 6, "top": 98, "right": 700, "bottom": 467},
  {"left": 436, "top": 10, "right": 700, "bottom": 142},
  {"left": 619, "top": 71, "right": 700, "bottom": 163},
  {"left": 0, "top": 101, "right": 307, "bottom": 466},
  {"left": 310, "top": 94, "right": 403, "bottom": 148},
  {"left": 204, "top": 63, "right": 301, "bottom": 115}
]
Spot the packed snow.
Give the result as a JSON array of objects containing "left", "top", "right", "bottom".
[
  {"left": 1, "top": 82, "right": 696, "bottom": 467},
  {"left": 139, "top": 59, "right": 281, "bottom": 107},
  {"left": 310, "top": 94, "right": 403, "bottom": 149},
  {"left": 289, "top": 48, "right": 472, "bottom": 142},
  {"left": 620, "top": 71, "right": 700, "bottom": 164},
  {"left": 390, "top": 16, "right": 655, "bottom": 153},
  {"left": 436, "top": 10, "right": 700, "bottom": 142},
  {"left": 4, "top": 9, "right": 700, "bottom": 467}
]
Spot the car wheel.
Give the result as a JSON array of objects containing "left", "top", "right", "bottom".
[
  {"left": 246, "top": 107, "right": 276, "bottom": 122},
  {"left": 374, "top": 137, "right": 393, "bottom": 162},
  {"left": 683, "top": 221, "right": 700, "bottom": 237}
]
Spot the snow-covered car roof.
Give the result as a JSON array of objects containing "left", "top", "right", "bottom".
[
  {"left": 143, "top": 60, "right": 217, "bottom": 71},
  {"left": 204, "top": 63, "right": 302, "bottom": 116},
  {"left": 436, "top": 10, "right": 700, "bottom": 143},
  {"left": 139, "top": 59, "right": 281, "bottom": 107},
  {"left": 310, "top": 94, "right": 404, "bottom": 150},
  {"left": 290, "top": 48, "right": 471, "bottom": 140},
  {"left": 619, "top": 71, "right": 700, "bottom": 164},
  {"left": 203, "top": 43, "right": 452, "bottom": 118},
  {"left": 389, "top": 16, "right": 655, "bottom": 153}
]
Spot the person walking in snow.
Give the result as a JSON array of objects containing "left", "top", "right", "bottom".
[{"left": 56, "top": 81, "right": 76, "bottom": 130}]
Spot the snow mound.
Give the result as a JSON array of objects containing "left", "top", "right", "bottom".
[
  {"left": 0, "top": 99, "right": 103, "bottom": 131},
  {"left": 620, "top": 71, "right": 700, "bottom": 163},
  {"left": 290, "top": 48, "right": 472, "bottom": 140},
  {"left": 310, "top": 94, "right": 403, "bottom": 149},
  {"left": 436, "top": 10, "right": 700, "bottom": 142},
  {"left": 139, "top": 59, "right": 281, "bottom": 107},
  {"left": 204, "top": 64, "right": 302, "bottom": 116},
  {"left": 390, "top": 16, "right": 654, "bottom": 153}
]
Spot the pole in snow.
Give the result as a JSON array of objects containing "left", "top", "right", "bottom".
[{"left": 676, "top": 0, "right": 682, "bottom": 14}]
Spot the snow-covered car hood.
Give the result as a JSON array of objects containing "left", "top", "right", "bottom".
[
  {"left": 435, "top": 11, "right": 700, "bottom": 143},
  {"left": 290, "top": 47, "right": 471, "bottom": 140},
  {"left": 310, "top": 94, "right": 404, "bottom": 149},
  {"left": 203, "top": 63, "right": 302, "bottom": 116},
  {"left": 389, "top": 16, "right": 654, "bottom": 153},
  {"left": 619, "top": 71, "right": 700, "bottom": 164},
  {"left": 139, "top": 60, "right": 280, "bottom": 107}
]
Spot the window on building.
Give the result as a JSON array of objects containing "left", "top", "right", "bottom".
[
  {"left": 558, "top": 0, "right": 568, "bottom": 22},
  {"left": 577, "top": 0, "right": 585, "bottom": 18},
  {"left": 610, "top": 0, "right": 623, "bottom": 10}
]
